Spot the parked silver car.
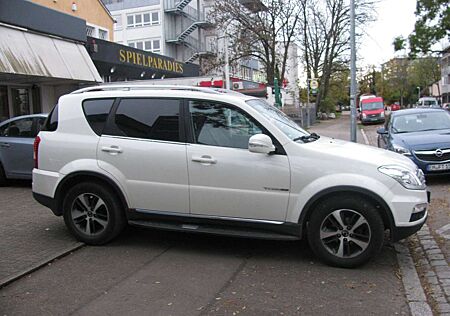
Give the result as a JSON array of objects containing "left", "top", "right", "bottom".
[{"left": 0, "top": 114, "right": 47, "bottom": 185}]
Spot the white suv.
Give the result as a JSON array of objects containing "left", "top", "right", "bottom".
[{"left": 32, "top": 85, "right": 428, "bottom": 268}]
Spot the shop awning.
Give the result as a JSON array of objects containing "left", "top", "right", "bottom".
[{"left": 0, "top": 25, "right": 102, "bottom": 83}]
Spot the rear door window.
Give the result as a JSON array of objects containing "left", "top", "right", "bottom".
[{"left": 106, "top": 98, "right": 181, "bottom": 142}]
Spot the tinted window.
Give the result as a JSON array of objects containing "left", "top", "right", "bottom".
[
  {"left": 189, "top": 100, "right": 262, "bottom": 149},
  {"left": 111, "top": 98, "right": 180, "bottom": 142},
  {"left": 82, "top": 99, "right": 115, "bottom": 135},
  {"left": 0, "top": 123, "right": 8, "bottom": 136},
  {"left": 2, "top": 118, "right": 34, "bottom": 137},
  {"left": 43, "top": 105, "right": 58, "bottom": 131},
  {"left": 35, "top": 117, "right": 46, "bottom": 136}
]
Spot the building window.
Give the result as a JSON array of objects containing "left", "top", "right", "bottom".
[
  {"left": 127, "top": 11, "right": 160, "bottom": 28},
  {"left": 86, "top": 25, "right": 95, "bottom": 37},
  {"left": 113, "top": 15, "right": 122, "bottom": 30},
  {"left": 99, "top": 29, "right": 108, "bottom": 40},
  {"left": 128, "top": 39, "right": 161, "bottom": 53}
]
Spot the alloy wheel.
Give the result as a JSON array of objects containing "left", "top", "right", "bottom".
[
  {"left": 319, "top": 209, "right": 371, "bottom": 258},
  {"left": 71, "top": 193, "right": 109, "bottom": 236}
]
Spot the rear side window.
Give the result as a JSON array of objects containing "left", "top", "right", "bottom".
[
  {"left": 43, "top": 105, "right": 58, "bottom": 132},
  {"left": 107, "top": 98, "right": 181, "bottom": 142},
  {"left": 82, "top": 99, "right": 115, "bottom": 135}
]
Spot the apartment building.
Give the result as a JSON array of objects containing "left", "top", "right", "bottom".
[{"left": 103, "top": 0, "right": 264, "bottom": 81}]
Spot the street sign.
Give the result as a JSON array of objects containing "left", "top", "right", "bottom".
[{"left": 310, "top": 79, "right": 319, "bottom": 90}]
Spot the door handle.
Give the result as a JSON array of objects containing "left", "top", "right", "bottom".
[
  {"left": 192, "top": 155, "right": 217, "bottom": 164},
  {"left": 101, "top": 146, "right": 123, "bottom": 154},
  {"left": 0, "top": 143, "right": 10, "bottom": 148}
]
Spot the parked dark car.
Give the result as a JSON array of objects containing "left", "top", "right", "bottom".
[
  {"left": 377, "top": 108, "right": 450, "bottom": 175},
  {"left": 0, "top": 114, "right": 48, "bottom": 185}
]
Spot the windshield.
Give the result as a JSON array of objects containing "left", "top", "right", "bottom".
[
  {"left": 361, "top": 101, "right": 383, "bottom": 111},
  {"left": 245, "top": 99, "right": 310, "bottom": 141},
  {"left": 392, "top": 111, "right": 450, "bottom": 133}
]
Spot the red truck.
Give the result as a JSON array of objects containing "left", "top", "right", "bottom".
[{"left": 358, "top": 95, "right": 385, "bottom": 124}]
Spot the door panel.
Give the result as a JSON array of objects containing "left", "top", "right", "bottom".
[
  {"left": 187, "top": 144, "right": 290, "bottom": 221},
  {"left": 98, "top": 98, "right": 189, "bottom": 213},
  {"left": 0, "top": 117, "right": 34, "bottom": 178},
  {"left": 98, "top": 136, "right": 189, "bottom": 213},
  {"left": 186, "top": 100, "right": 290, "bottom": 221}
]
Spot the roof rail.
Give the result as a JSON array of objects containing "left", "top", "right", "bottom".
[{"left": 70, "top": 84, "right": 221, "bottom": 95}]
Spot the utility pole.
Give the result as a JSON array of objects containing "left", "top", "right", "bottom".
[
  {"left": 224, "top": 34, "right": 230, "bottom": 89},
  {"left": 349, "top": 0, "right": 357, "bottom": 142}
]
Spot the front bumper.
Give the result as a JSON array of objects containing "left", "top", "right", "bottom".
[{"left": 391, "top": 214, "right": 427, "bottom": 242}]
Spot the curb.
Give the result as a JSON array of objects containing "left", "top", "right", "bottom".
[
  {"left": 0, "top": 242, "right": 84, "bottom": 289},
  {"left": 395, "top": 242, "right": 433, "bottom": 316}
]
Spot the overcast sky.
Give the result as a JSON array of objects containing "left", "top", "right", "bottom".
[{"left": 359, "top": 0, "right": 417, "bottom": 68}]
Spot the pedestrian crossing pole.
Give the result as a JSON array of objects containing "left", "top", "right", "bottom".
[{"left": 350, "top": 0, "right": 357, "bottom": 142}]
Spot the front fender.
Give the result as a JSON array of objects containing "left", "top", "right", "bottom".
[{"left": 286, "top": 173, "right": 393, "bottom": 223}]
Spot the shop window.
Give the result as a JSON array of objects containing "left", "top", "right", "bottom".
[{"left": 11, "top": 88, "right": 30, "bottom": 117}]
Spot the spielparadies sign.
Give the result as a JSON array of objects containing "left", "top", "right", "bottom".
[{"left": 119, "top": 49, "right": 184, "bottom": 74}]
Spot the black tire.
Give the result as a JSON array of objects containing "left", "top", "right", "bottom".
[
  {"left": 63, "top": 182, "right": 126, "bottom": 245},
  {"left": 307, "top": 195, "right": 384, "bottom": 268},
  {"left": 0, "top": 163, "right": 7, "bottom": 187}
]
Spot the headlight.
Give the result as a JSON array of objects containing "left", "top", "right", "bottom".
[
  {"left": 392, "top": 144, "right": 411, "bottom": 155},
  {"left": 362, "top": 113, "right": 367, "bottom": 118},
  {"left": 380, "top": 112, "right": 385, "bottom": 117},
  {"left": 378, "top": 165, "right": 426, "bottom": 190}
]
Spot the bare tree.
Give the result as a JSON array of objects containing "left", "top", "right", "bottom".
[
  {"left": 211, "top": 0, "right": 301, "bottom": 85},
  {"left": 299, "top": 0, "right": 375, "bottom": 111}
]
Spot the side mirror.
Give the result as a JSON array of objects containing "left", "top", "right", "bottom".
[
  {"left": 248, "top": 134, "right": 275, "bottom": 154},
  {"left": 377, "top": 127, "right": 388, "bottom": 135}
]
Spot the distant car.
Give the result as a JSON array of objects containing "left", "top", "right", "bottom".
[
  {"left": 416, "top": 97, "right": 439, "bottom": 108},
  {"left": 390, "top": 103, "right": 401, "bottom": 111},
  {"left": 358, "top": 96, "right": 385, "bottom": 124},
  {"left": 0, "top": 114, "right": 48, "bottom": 185},
  {"left": 377, "top": 108, "right": 450, "bottom": 175}
]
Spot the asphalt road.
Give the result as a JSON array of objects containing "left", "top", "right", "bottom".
[{"left": 2, "top": 114, "right": 444, "bottom": 315}]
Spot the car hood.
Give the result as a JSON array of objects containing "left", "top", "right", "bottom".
[
  {"left": 303, "top": 136, "right": 417, "bottom": 171},
  {"left": 393, "top": 129, "right": 450, "bottom": 150}
]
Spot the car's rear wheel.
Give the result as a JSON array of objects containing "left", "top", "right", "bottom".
[
  {"left": 307, "top": 195, "right": 384, "bottom": 268},
  {"left": 63, "top": 182, "right": 126, "bottom": 245}
]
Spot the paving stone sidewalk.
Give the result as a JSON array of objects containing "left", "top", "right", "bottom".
[{"left": 0, "top": 184, "right": 82, "bottom": 286}]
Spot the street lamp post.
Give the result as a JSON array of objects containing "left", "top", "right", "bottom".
[{"left": 349, "top": 0, "right": 357, "bottom": 142}]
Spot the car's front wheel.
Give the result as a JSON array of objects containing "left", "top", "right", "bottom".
[
  {"left": 307, "top": 195, "right": 384, "bottom": 268},
  {"left": 63, "top": 182, "right": 126, "bottom": 245}
]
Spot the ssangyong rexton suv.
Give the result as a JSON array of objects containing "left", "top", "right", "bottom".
[{"left": 32, "top": 85, "right": 429, "bottom": 268}]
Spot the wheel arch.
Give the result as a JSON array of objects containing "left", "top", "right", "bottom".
[
  {"left": 298, "top": 186, "right": 395, "bottom": 238},
  {"left": 53, "top": 171, "right": 129, "bottom": 216}
]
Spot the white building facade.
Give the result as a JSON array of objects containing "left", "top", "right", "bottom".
[{"left": 103, "top": 0, "right": 263, "bottom": 81}]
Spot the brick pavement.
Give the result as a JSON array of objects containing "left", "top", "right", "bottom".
[{"left": 0, "top": 183, "right": 81, "bottom": 286}]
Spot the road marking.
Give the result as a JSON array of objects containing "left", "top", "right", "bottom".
[
  {"left": 394, "top": 242, "right": 433, "bottom": 316},
  {"left": 360, "top": 128, "right": 370, "bottom": 145},
  {"left": 436, "top": 223, "right": 450, "bottom": 240}
]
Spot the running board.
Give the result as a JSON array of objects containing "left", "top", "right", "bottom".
[{"left": 128, "top": 220, "right": 300, "bottom": 241}]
